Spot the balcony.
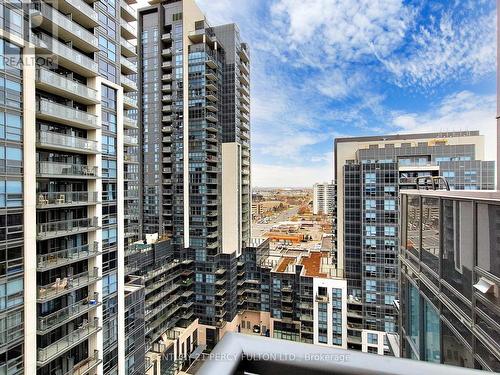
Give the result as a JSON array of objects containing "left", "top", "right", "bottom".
[
  {"left": 120, "top": 19, "right": 136, "bottom": 40},
  {"left": 123, "top": 95, "right": 138, "bottom": 109},
  {"left": 63, "top": 350, "right": 101, "bottom": 375},
  {"left": 240, "top": 92, "right": 250, "bottom": 105},
  {"left": 239, "top": 84, "right": 250, "bottom": 97},
  {"left": 37, "top": 317, "right": 101, "bottom": 366},
  {"left": 37, "top": 161, "right": 98, "bottom": 179},
  {"left": 37, "top": 292, "right": 100, "bottom": 333},
  {"left": 123, "top": 115, "right": 138, "bottom": 128},
  {"left": 37, "top": 216, "right": 99, "bottom": 240},
  {"left": 239, "top": 111, "right": 250, "bottom": 124},
  {"left": 162, "top": 115, "right": 172, "bottom": 122},
  {"left": 206, "top": 80, "right": 217, "bottom": 91},
  {"left": 37, "top": 191, "right": 98, "bottom": 209},
  {"left": 56, "top": 0, "right": 99, "bottom": 28},
  {"left": 121, "top": 56, "right": 137, "bottom": 74},
  {"left": 162, "top": 32, "right": 172, "bottom": 41},
  {"left": 37, "top": 242, "right": 99, "bottom": 271},
  {"left": 206, "top": 91, "right": 218, "bottom": 102},
  {"left": 37, "top": 131, "right": 98, "bottom": 154},
  {"left": 239, "top": 60, "right": 250, "bottom": 76},
  {"left": 35, "top": 68, "right": 99, "bottom": 105},
  {"left": 162, "top": 48, "right": 172, "bottom": 57},
  {"left": 124, "top": 135, "right": 138, "bottom": 146},
  {"left": 36, "top": 99, "right": 99, "bottom": 130},
  {"left": 31, "top": 32, "right": 98, "bottom": 77},
  {"left": 37, "top": 267, "right": 100, "bottom": 302},
  {"left": 239, "top": 46, "right": 250, "bottom": 63},
  {"left": 162, "top": 74, "right": 172, "bottom": 81},
  {"left": 30, "top": 2, "right": 98, "bottom": 53},
  {"left": 121, "top": 75, "right": 137, "bottom": 92},
  {"left": 124, "top": 154, "right": 139, "bottom": 163},
  {"left": 162, "top": 95, "right": 173, "bottom": 102},
  {"left": 240, "top": 102, "right": 250, "bottom": 114},
  {"left": 162, "top": 84, "right": 172, "bottom": 92},
  {"left": 120, "top": 37, "right": 137, "bottom": 58},
  {"left": 120, "top": 0, "right": 136, "bottom": 22},
  {"left": 206, "top": 56, "right": 217, "bottom": 69}
]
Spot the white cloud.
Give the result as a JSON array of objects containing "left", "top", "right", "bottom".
[
  {"left": 392, "top": 91, "right": 497, "bottom": 160},
  {"left": 252, "top": 162, "right": 333, "bottom": 188},
  {"left": 270, "top": 0, "right": 413, "bottom": 66},
  {"left": 380, "top": 9, "right": 496, "bottom": 87}
]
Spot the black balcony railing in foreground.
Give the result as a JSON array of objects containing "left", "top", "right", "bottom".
[{"left": 196, "top": 333, "right": 485, "bottom": 375}]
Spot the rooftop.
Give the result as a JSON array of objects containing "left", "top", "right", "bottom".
[{"left": 334, "top": 130, "right": 481, "bottom": 144}]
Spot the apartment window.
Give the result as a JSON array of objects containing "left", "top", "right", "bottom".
[
  {"left": 99, "top": 36, "right": 117, "bottom": 62},
  {"left": 442, "top": 171, "right": 455, "bottom": 178},
  {"left": 172, "top": 12, "right": 183, "bottom": 21},
  {"left": 365, "top": 280, "right": 376, "bottom": 292},
  {"left": 102, "top": 136, "right": 116, "bottom": 155},
  {"left": 102, "top": 85, "right": 117, "bottom": 110},
  {"left": 384, "top": 226, "right": 395, "bottom": 237},
  {"left": 365, "top": 293, "right": 376, "bottom": 303},
  {"left": 384, "top": 295, "right": 395, "bottom": 305},
  {"left": 365, "top": 225, "right": 376, "bottom": 237},
  {"left": 0, "top": 78, "right": 22, "bottom": 110},
  {"left": 102, "top": 160, "right": 117, "bottom": 178},
  {"left": 0, "top": 180, "right": 21, "bottom": 207},
  {"left": 424, "top": 300, "right": 440, "bottom": 363},
  {"left": 384, "top": 199, "right": 396, "bottom": 211},
  {"left": 365, "top": 238, "right": 376, "bottom": 248},
  {"left": 367, "top": 333, "right": 378, "bottom": 344},
  {"left": 103, "top": 273, "right": 117, "bottom": 296},
  {"left": 365, "top": 211, "right": 376, "bottom": 220},
  {"left": 0, "top": 6, "right": 23, "bottom": 37},
  {"left": 102, "top": 112, "right": 117, "bottom": 132},
  {"left": 408, "top": 283, "right": 420, "bottom": 350},
  {"left": 365, "top": 199, "right": 376, "bottom": 210},
  {"left": 364, "top": 172, "right": 376, "bottom": 184}
]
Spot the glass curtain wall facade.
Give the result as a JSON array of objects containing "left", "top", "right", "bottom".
[
  {"left": 400, "top": 190, "right": 500, "bottom": 372},
  {"left": 335, "top": 132, "right": 495, "bottom": 351}
]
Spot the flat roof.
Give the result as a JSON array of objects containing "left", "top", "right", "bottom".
[
  {"left": 400, "top": 189, "right": 500, "bottom": 202},
  {"left": 334, "top": 130, "right": 480, "bottom": 144},
  {"left": 301, "top": 251, "right": 329, "bottom": 277}
]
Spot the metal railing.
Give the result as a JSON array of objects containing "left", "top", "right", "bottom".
[
  {"left": 38, "top": 292, "right": 99, "bottom": 331},
  {"left": 37, "top": 242, "right": 99, "bottom": 270},
  {"left": 37, "top": 98, "right": 99, "bottom": 128},
  {"left": 37, "top": 267, "right": 99, "bottom": 301},
  {"left": 31, "top": 32, "right": 98, "bottom": 74},
  {"left": 37, "top": 318, "right": 100, "bottom": 364},
  {"left": 37, "top": 217, "right": 99, "bottom": 239},
  {"left": 36, "top": 68, "right": 98, "bottom": 102},
  {"left": 30, "top": 2, "right": 98, "bottom": 49},
  {"left": 37, "top": 161, "right": 98, "bottom": 178},
  {"left": 37, "top": 131, "right": 98, "bottom": 153},
  {"left": 62, "top": 350, "right": 100, "bottom": 375}
]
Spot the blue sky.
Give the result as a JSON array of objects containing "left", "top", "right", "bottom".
[{"left": 140, "top": 0, "right": 497, "bottom": 187}]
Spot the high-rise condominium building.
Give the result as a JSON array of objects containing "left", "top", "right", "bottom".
[
  {"left": 313, "top": 182, "right": 335, "bottom": 215},
  {"left": 398, "top": 190, "right": 500, "bottom": 372},
  {"left": 138, "top": 0, "right": 251, "bottom": 333},
  {"left": 237, "top": 240, "right": 347, "bottom": 349},
  {"left": 334, "top": 131, "right": 495, "bottom": 350},
  {"left": 0, "top": 0, "right": 141, "bottom": 374}
]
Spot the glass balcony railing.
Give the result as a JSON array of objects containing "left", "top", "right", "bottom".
[
  {"left": 37, "top": 190, "right": 98, "bottom": 208},
  {"left": 124, "top": 135, "right": 139, "bottom": 145},
  {"left": 121, "top": 75, "right": 138, "bottom": 91},
  {"left": 36, "top": 98, "right": 99, "bottom": 129},
  {"left": 37, "top": 241, "right": 99, "bottom": 270},
  {"left": 37, "top": 267, "right": 99, "bottom": 301},
  {"left": 36, "top": 68, "right": 98, "bottom": 104},
  {"left": 121, "top": 56, "right": 137, "bottom": 73},
  {"left": 37, "top": 317, "right": 100, "bottom": 365},
  {"left": 61, "top": 0, "right": 98, "bottom": 27},
  {"left": 37, "top": 217, "right": 99, "bottom": 240},
  {"left": 123, "top": 95, "right": 138, "bottom": 109},
  {"left": 37, "top": 292, "right": 100, "bottom": 332},
  {"left": 62, "top": 350, "right": 101, "bottom": 375},
  {"left": 120, "top": 37, "right": 136, "bottom": 58},
  {"left": 31, "top": 32, "right": 98, "bottom": 77},
  {"left": 37, "top": 161, "right": 98, "bottom": 178},
  {"left": 120, "top": 19, "right": 136, "bottom": 39},
  {"left": 123, "top": 116, "right": 138, "bottom": 128},
  {"left": 120, "top": 0, "right": 136, "bottom": 21},
  {"left": 37, "top": 131, "right": 98, "bottom": 153},
  {"left": 30, "top": 2, "right": 98, "bottom": 52}
]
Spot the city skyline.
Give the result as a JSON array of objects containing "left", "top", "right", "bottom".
[{"left": 136, "top": 0, "right": 496, "bottom": 187}]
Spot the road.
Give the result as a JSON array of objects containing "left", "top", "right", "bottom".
[{"left": 252, "top": 206, "right": 300, "bottom": 237}]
